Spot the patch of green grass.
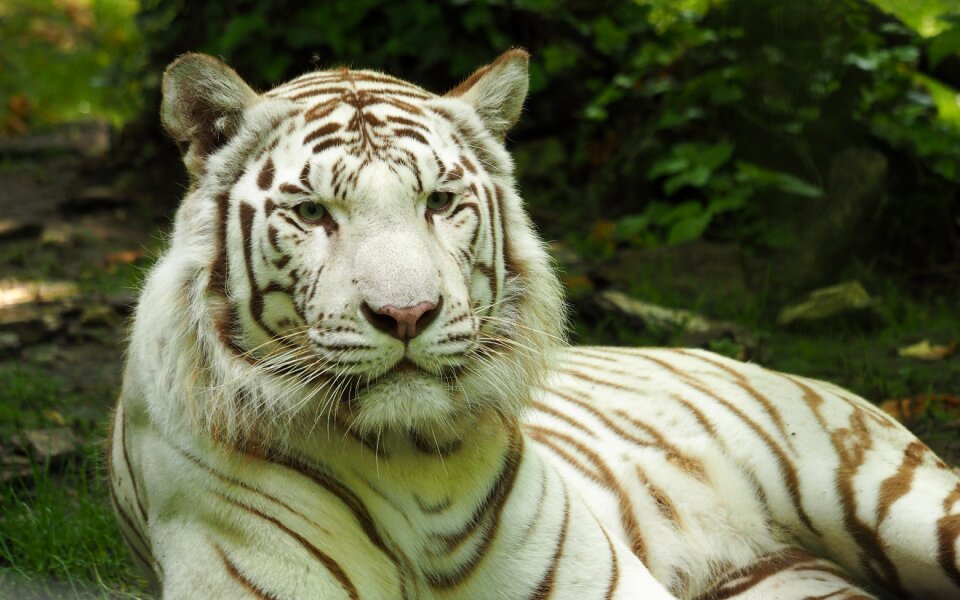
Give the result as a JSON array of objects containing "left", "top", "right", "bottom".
[
  {"left": 0, "top": 445, "right": 149, "bottom": 596},
  {"left": 0, "top": 365, "right": 69, "bottom": 437}
]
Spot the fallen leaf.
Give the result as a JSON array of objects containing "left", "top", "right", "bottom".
[
  {"left": 881, "top": 394, "right": 960, "bottom": 423},
  {"left": 897, "top": 339, "right": 958, "bottom": 361},
  {"left": 43, "top": 409, "right": 67, "bottom": 426},
  {"left": 103, "top": 249, "right": 143, "bottom": 268}
]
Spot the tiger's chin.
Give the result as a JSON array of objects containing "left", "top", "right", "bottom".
[{"left": 348, "top": 372, "right": 460, "bottom": 436}]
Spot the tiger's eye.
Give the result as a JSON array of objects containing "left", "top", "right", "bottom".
[
  {"left": 296, "top": 201, "right": 326, "bottom": 222},
  {"left": 426, "top": 191, "right": 453, "bottom": 212}
]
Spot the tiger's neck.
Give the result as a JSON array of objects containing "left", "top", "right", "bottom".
[
  {"left": 274, "top": 408, "right": 553, "bottom": 591},
  {"left": 290, "top": 407, "right": 525, "bottom": 530}
]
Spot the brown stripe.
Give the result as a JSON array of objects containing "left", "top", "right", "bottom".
[
  {"left": 530, "top": 399, "right": 598, "bottom": 439},
  {"left": 414, "top": 495, "right": 452, "bottom": 514},
  {"left": 635, "top": 465, "right": 682, "bottom": 526},
  {"left": 208, "top": 191, "right": 230, "bottom": 296},
  {"left": 519, "top": 471, "right": 550, "bottom": 540},
  {"left": 528, "top": 428, "right": 603, "bottom": 482},
  {"left": 562, "top": 366, "right": 641, "bottom": 393},
  {"left": 278, "top": 182, "right": 308, "bottom": 195},
  {"left": 119, "top": 413, "right": 148, "bottom": 522},
  {"left": 543, "top": 386, "right": 707, "bottom": 480},
  {"left": 830, "top": 410, "right": 904, "bottom": 593},
  {"left": 303, "top": 122, "right": 342, "bottom": 145},
  {"left": 613, "top": 408, "right": 708, "bottom": 481},
  {"left": 409, "top": 430, "right": 463, "bottom": 457},
  {"left": 695, "top": 548, "right": 817, "bottom": 600},
  {"left": 299, "top": 161, "right": 313, "bottom": 190},
  {"left": 876, "top": 441, "right": 926, "bottom": 525},
  {"left": 261, "top": 448, "right": 398, "bottom": 566},
  {"left": 781, "top": 374, "right": 831, "bottom": 429},
  {"left": 388, "top": 115, "right": 428, "bottom": 130},
  {"left": 493, "top": 184, "right": 523, "bottom": 279},
  {"left": 526, "top": 425, "right": 647, "bottom": 563},
  {"left": 175, "top": 447, "right": 335, "bottom": 537},
  {"left": 602, "top": 527, "right": 620, "bottom": 600},
  {"left": 215, "top": 490, "right": 358, "bottom": 599},
  {"left": 677, "top": 350, "right": 796, "bottom": 452},
  {"left": 239, "top": 202, "right": 269, "bottom": 339},
  {"left": 530, "top": 484, "right": 570, "bottom": 599},
  {"left": 427, "top": 423, "right": 524, "bottom": 588},
  {"left": 214, "top": 543, "right": 278, "bottom": 600},
  {"left": 394, "top": 128, "right": 428, "bottom": 145},
  {"left": 563, "top": 355, "right": 652, "bottom": 385},
  {"left": 636, "top": 352, "right": 820, "bottom": 537},
  {"left": 257, "top": 157, "right": 274, "bottom": 190},
  {"left": 107, "top": 480, "right": 155, "bottom": 573},
  {"left": 937, "top": 483, "right": 960, "bottom": 587},
  {"left": 314, "top": 137, "right": 348, "bottom": 154}
]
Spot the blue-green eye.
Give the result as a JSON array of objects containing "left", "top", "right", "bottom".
[
  {"left": 296, "top": 201, "right": 326, "bottom": 222},
  {"left": 426, "top": 191, "right": 453, "bottom": 212}
]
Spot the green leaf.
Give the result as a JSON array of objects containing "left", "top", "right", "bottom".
[
  {"left": 929, "top": 23, "right": 960, "bottom": 68},
  {"left": 664, "top": 166, "right": 711, "bottom": 194},
  {"left": 666, "top": 211, "right": 712, "bottom": 245},
  {"left": 615, "top": 214, "right": 650, "bottom": 239},
  {"left": 736, "top": 162, "right": 823, "bottom": 198}
]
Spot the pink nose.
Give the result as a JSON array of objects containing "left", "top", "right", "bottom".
[{"left": 361, "top": 297, "right": 442, "bottom": 341}]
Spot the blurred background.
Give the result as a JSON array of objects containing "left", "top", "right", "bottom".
[{"left": 1, "top": 0, "right": 958, "bottom": 595}]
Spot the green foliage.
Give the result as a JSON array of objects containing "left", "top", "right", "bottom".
[
  {"left": 135, "top": 1, "right": 960, "bottom": 278},
  {"left": 0, "top": 0, "right": 143, "bottom": 128}
]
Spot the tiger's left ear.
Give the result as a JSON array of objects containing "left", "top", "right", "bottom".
[{"left": 445, "top": 49, "right": 529, "bottom": 139}]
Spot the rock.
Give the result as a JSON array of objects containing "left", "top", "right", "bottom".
[
  {"left": 594, "top": 241, "right": 755, "bottom": 314},
  {"left": 596, "top": 290, "right": 761, "bottom": 359},
  {"left": 10, "top": 428, "right": 81, "bottom": 465},
  {"left": 106, "top": 292, "right": 139, "bottom": 315},
  {"left": 0, "top": 304, "right": 66, "bottom": 346},
  {"left": 0, "top": 219, "right": 42, "bottom": 241},
  {"left": 599, "top": 290, "right": 715, "bottom": 333},
  {"left": 61, "top": 185, "right": 129, "bottom": 215},
  {"left": 0, "top": 279, "right": 79, "bottom": 307},
  {"left": 897, "top": 340, "right": 958, "bottom": 361},
  {"left": 0, "top": 120, "right": 112, "bottom": 158},
  {"left": 40, "top": 223, "right": 73, "bottom": 246},
  {"left": 548, "top": 241, "right": 586, "bottom": 269},
  {"left": 0, "top": 331, "right": 20, "bottom": 355},
  {"left": 777, "top": 281, "right": 883, "bottom": 328},
  {"left": 764, "top": 148, "right": 888, "bottom": 299},
  {"left": 78, "top": 304, "right": 116, "bottom": 328},
  {"left": 1, "top": 454, "right": 32, "bottom": 484}
]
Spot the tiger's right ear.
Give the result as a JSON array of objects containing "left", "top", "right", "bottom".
[
  {"left": 161, "top": 53, "right": 259, "bottom": 173},
  {"left": 445, "top": 49, "right": 529, "bottom": 139}
]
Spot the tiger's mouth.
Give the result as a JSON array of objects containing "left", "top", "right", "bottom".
[
  {"left": 335, "top": 356, "right": 464, "bottom": 404},
  {"left": 391, "top": 358, "right": 429, "bottom": 375}
]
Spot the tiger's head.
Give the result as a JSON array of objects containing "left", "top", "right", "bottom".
[{"left": 159, "top": 50, "right": 564, "bottom": 442}]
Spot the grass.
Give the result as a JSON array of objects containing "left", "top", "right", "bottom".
[
  {"left": 0, "top": 365, "right": 151, "bottom": 597},
  {"left": 0, "top": 449, "right": 149, "bottom": 597},
  {"left": 0, "top": 434, "right": 150, "bottom": 598}
]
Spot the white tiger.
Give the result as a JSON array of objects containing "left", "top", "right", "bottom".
[{"left": 109, "top": 49, "right": 960, "bottom": 599}]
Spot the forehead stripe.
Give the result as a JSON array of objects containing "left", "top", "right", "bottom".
[{"left": 303, "top": 122, "right": 342, "bottom": 145}]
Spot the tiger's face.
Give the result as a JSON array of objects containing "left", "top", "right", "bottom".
[{"left": 161, "top": 52, "right": 564, "bottom": 436}]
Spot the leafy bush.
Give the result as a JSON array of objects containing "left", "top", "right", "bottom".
[{"left": 134, "top": 0, "right": 960, "bottom": 287}]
